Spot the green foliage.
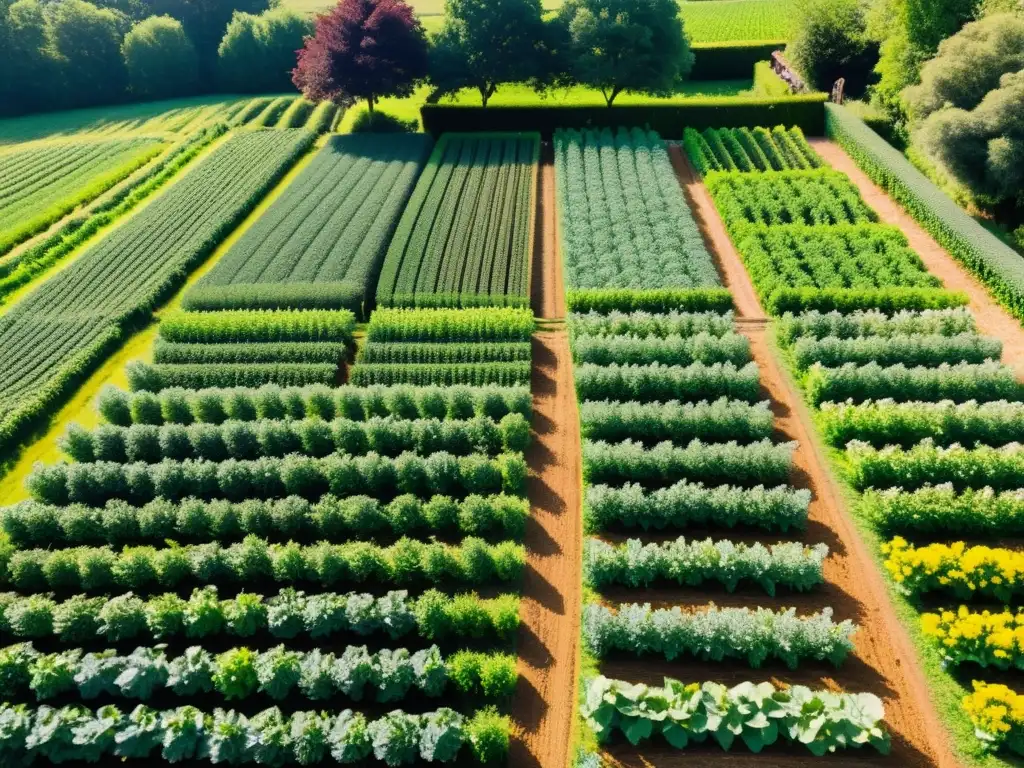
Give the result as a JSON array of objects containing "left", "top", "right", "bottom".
[
  {"left": 583, "top": 437, "right": 796, "bottom": 487},
  {"left": 366, "top": 307, "right": 535, "bottom": 343},
  {"left": 804, "top": 360, "right": 1021, "bottom": 405},
  {"left": 792, "top": 332, "right": 1000, "bottom": 370},
  {"left": 582, "top": 676, "right": 889, "bottom": 754},
  {"left": 574, "top": 361, "right": 762, "bottom": 404},
  {"left": 350, "top": 110, "right": 418, "bottom": 133},
  {"left": 153, "top": 341, "right": 345, "bottom": 366},
  {"left": 360, "top": 341, "right": 531, "bottom": 364},
  {"left": 565, "top": 288, "right": 733, "bottom": 315},
  {"left": 27, "top": 451, "right": 527, "bottom": 506},
  {"left": 826, "top": 104, "right": 1024, "bottom": 322},
  {"left": 682, "top": 0, "right": 797, "bottom": 43},
  {"left": 127, "top": 362, "right": 339, "bottom": 392},
  {"left": 583, "top": 603, "right": 855, "bottom": 667},
  {"left": 584, "top": 536, "right": 828, "bottom": 593},
  {"left": 764, "top": 287, "right": 964, "bottom": 315},
  {"left": 50, "top": 0, "right": 128, "bottom": 108},
  {"left": 579, "top": 397, "right": 774, "bottom": 445},
  {"left": 572, "top": 332, "right": 751, "bottom": 367},
  {"left": 568, "top": 309, "right": 735, "bottom": 338},
  {"left": 847, "top": 439, "right": 1024, "bottom": 491},
  {"left": 376, "top": 134, "right": 539, "bottom": 309},
  {"left": 99, "top": 383, "right": 531, "bottom": 426},
  {"left": 1, "top": 536, "right": 524, "bottom": 593},
  {"left": 160, "top": 309, "right": 355, "bottom": 345},
  {"left": 777, "top": 307, "right": 976, "bottom": 345},
  {"left": 557, "top": 0, "right": 693, "bottom": 106},
  {"left": 185, "top": 135, "right": 433, "bottom": 319},
  {"left": 555, "top": 127, "right": 718, "bottom": 291},
  {"left": 861, "top": 484, "right": 1024, "bottom": 536},
  {"left": 585, "top": 479, "right": 810, "bottom": 533},
  {"left": 350, "top": 361, "right": 530, "bottom": 387},
  {"left": 685, "top": 125, "right": 823, "bottom": 173},
  {"left": 122, "top": 16, "right": 199, "bottom": 98},
  {"left": 786, "top": 0, "right": 878, "bottom": 97},
  {"left": 217, "top": 8, "right": 312, "bottom": 93}
]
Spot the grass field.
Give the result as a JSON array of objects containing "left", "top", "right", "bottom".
[{"left": 284, "top": 0, "right": 797, "bottom": 43}]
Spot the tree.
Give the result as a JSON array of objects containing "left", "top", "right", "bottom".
[
  {"left": 50, "top": 0, "right": 129, "bottom": 107},
  {"left": 293, "top": 0, "right": 428, "bottom": 112},
  {"left": 429, "top": 0, "right": 546, "bottom": 107},
  {"left": 903, "top": 12, "right": 1024, "bottom": 120},
  {"left": 123, "top": 15, "right": 199, "bottom": 97},
  {"left": 557, "top": 0, "right": 693, "bottom": 106},
  {"left": 0, "top": 0, "right": 60, "bottom": 114},
  {"left": 219, "top": 8, "right": 312, "bottom": 93},
  {"left": 786, "top": 0, "right": 878, "bottom": 98}
]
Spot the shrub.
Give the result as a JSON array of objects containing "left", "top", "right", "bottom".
[{"left": 365, "top": 308, "right": 534, "bottom": 344}]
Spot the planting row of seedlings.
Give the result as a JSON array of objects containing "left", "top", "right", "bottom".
[
  {"left": 0, "top": 306, "right": 530, "bottom": 765},
  {"left": 562, "top": 127, "right": 888, "bottom": 762},
  {"left": 695, "top": 125, "right": 1024, "bottom": 761}
]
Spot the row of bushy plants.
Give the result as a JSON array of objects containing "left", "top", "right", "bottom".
[
  {"left": 574, "top": 361, "right": 761, "bottom": 404},
  {"left": 359, "top": 342, "right": 532, "bottom": 365},
  {"left": 584, "top": 480, "right": 810, "bottom": 533},
  {"left": 2, "top": 493, "right": 530, "bottom": 549},
  {"left": 764, "top": 287, "right": 965, "bottom": 316},
  {"left": 860, "top": 485, "right": 1024, "bottom": 537},
  {"left": 818, "top": 399, "right": 1024, "bottom": 448},
  {"left": 99, "top": 384, "right": 531, "bottom": 427},
  {"left": 365, "top": 307, "right": 534, "bottom": 344},
  {"left": 60, "top": 414, "right": 530, "bottom": 464},
  {"left": 882, "top": 537, "right": 1024, "bottom": 601},
  {"left": 0, "top": 702, "right": 509, "bottom": 765},
  {"left": 160, "top": 310, "right": 356, "bottom": 345},
  {"left": 127, "top": 362, "right": 339, "bottom": 392},
  {"left": 153, "top": 341, "right": 346, "bottom": 366},
  {"left": 776, "top": 308, "right": 976, "bottom": 346},
  {"left": 0, "top": 536, "right": 524, "bottom": 595},
  {"left": 568, "top": 309, "right": 734, "bottom": 339},
  {"left": 846, "top": 440, "right": 1024, "bottom": 492},
  {"left": 792, "top": 333, "right": 1001, "bottom": 372},
  {"left": 583, "top": 537, "right": 828, "bottom": 594},
  {"left": 0, "top": 587, "right": 520, "bottom": 644},
  {"left": 572, "top": 332, "right": 750, "bottom": 367},
  {"left": 579, "top": 397, "right": 773, "bottom": 445},
  {"left": 922, "top": 607, "right": 1024, "bottom": 671},
  {"left": 349, "top": 361, "right": 530, "bottom": 388},
  {"left": 565, "top": 288, "right": 733, "bottom": 315},
  {"left": 27, "top": 452, "right": 527, "bottom": 506},
  {"left": 583, "top": 438, "right": 796, "bottom": 488},
  {"left": 582, "top": 603, "right": 854, "bottom": 668},
  {"left": 0, "top": 641, "right": 517, "bottom": 703}
]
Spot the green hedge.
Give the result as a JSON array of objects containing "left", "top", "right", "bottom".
[
  {"left": 422, "top": 95, "right": 828, "bottom": 138},
  {"left": 690, "top": 42, "right": 783, "bottom": 80},
  {"left": 825, "top": 104, "right": 1024, "bottom": 323},
  {"left": 765, "top": 287, "right": 968, "bottom": 315},
  {"left": 566, "top": 288, "right": 734, "bottom": 314}
]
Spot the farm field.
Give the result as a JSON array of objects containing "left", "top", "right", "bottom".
[
  {"left": 186, "top": 134, "right": 431, "bottom": 318},
  {"left": 376, "top": 133, "right": 538, "bottom": 309}
]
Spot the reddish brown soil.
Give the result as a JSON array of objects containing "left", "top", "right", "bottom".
[
  {"left": 508, "top": 149, "right": 582, "bottom": 768},
  {"left": 595, "top": 146, "right": 962, "bottom": 768},
  {"left": 811, "top": 138, "right": 1024, "bottom": 379}
]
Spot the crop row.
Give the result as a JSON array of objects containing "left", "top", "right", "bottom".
[
  {"left": 793, "top": 332, "right": 999, "bottom": 372},
  {"left": 349, "top": 361, "right": 530, "bottom": 387},
  {"left": 358, "top": 342, "right": 531, "bottom": 365},
  {"left": 366, "top": 307, "right": 534, "bottom": 343},
  {"left": 565, "top": 287, "right": 734, "bottom": 315},
  {"left": 582, "top": 676, "right": 889, "bottom": 755},
  {"left": 922, "top": 607, "right": 1024, "bottom": 671},
  {"left": 574, "top": 361, "right": 761, "bottom": 403},
  {"left": 571, "top": 331, "right": 751, "bottom": 367},
  {"left": 59, "top": 414, "right": 530, "bottom": 464},
  {"left": 99, "top": 383, "right": 531, "bottom": 427},
  {"left": 185, "top": 134, "right": 432, "bottom": 317},
  {"left": 583, "top": 603, "right": 854, "bottom": 668},
  {"left": 0, "top": 702, "right": 509, "bottom": 765},
  {"left": 0, "top": 130, "right": 315, "bottom": 453},
  {"left": 685, "top": 126, "right": 822, "bottom": 174},
  {"left": 861, "top": 485, "right": 1024, "bottom": 536},
  {"left": 846, "top": 440, "right": 1024, "bottom": 492},
  {"left": 776, "top": 307, "right": 977, "bottom": 344},
  {"left": 0, "top": 536, "right": 524, "bottom": 595},
  {"left": 3, "top": 492, "right": 529, "bottom": 549},
  {"left": 584, "top": 537, "right": 828, "bottom": 594},
  {"left": 0, "top": 641, "right": 516, "bottom": 703},
  {"left": 159, "top": 309, "right": 355, "bottom": 345},
  {"left": 153, "top": 341, "right": 345, "bottom": 366},
  {"left": 377, "top": 134, "right": 537, "bottom": 308},
  {"left": 27, "top": 452, "right": 526, "bottom": 506},
  {"left": 583, "top": 438, "right": 795, "bottom": 488},
  {"left": 882, "top": 537, "right": 1023, "bottom": 601},
  {"left": 585, "top": 480, "right": 810, "bottom": 533},
  {"left": 555, "top": 127, "right": 718, "bottom": 294},
  {"left": 568, "top": 309, "right": 735, "bottom": 339},
  {"left": 127, "top": 362, "right": 339, "bottom": 392},
  {"left": 0, "top": 587, "right": 519, "bottom": 644},
  {"left": 579, "top": 397, "right": 774, "bottom": 445}
]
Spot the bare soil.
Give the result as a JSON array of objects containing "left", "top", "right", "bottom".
[
  {"left": 810, "top": 138, "right": 1024, "bottom": 380},
  {"left": 592, "top": 146, "right": 964, "bottom": 768},
  {"left": 509, "top": 148, "right": 582, "bottom": 768}
]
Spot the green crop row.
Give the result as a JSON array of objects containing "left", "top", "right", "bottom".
[
  {"left": 127, "top": 362, "right": 339, "bottom": 392},
  {"left": 565, "top": 288, "right": 734, "bottom": 315},
  {"left": 776, "top": 308, "right": 977, "bottom": 345},
  {"left": 99, "top": 383, "right": 530, "bottom": 427},
  {"left": 359, "top": 341, "right": 531, "bottom": 365},
  {"left": 792, "top": 332, "right": 1000, "bottom": 371},
  {"left": 568, "top": 309, "right": 734, "bottom": 339},
  {"left": 160, "top": 309, "right": 355, "bottom": 345},
  {"left": 579, "top": 397, "right": 774, "bottom": 445},
  {"left": 0, "top": 535, "right": 524, "bottom": 595},
  {"left": 27, "top": 451, "right": 527, "bottom": 507},
  {"left": 861, "top": 484, "right": 1024, "bottom": 537},
  {"left": 571, "top": 331, "right": 751, "bottom": 367},
  {"left": 366, "top": 307, "right": 534, "bottom": 343},
  {"left": 684, "top": 126, "right": 822, "bottom": 174},
  {"left": 575, "top": 361, "right": 761, "bottom": 404},
  {"left": 60, "top": 413, "right": 530, "bottom": 464},
  {"left": 846, "top": 440, "right": 1024, "bottom": 492},
  {"left": 153, "top": 341, "right": 345, "bottom": 366},
  {"left": 350, "top": 361, "right": 530, "bottom": 387}
]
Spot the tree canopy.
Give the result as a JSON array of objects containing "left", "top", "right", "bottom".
[
  {"left": 556, "top": 0, "right": 692, "bottom": 106},
  {"left": 219, "top": 8, "right": 312, "bottom": 93},
  {"left": 786, "top": 0, "right": 877, "bottom": 98},
  {"left": 293, "top": 0, "right": 429, "bottom": 111},
  {"left": 123, "top": 15, "right": 200, "bottom": 98}
]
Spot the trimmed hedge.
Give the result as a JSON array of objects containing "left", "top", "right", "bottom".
[
  {"left": 765, "top": 287, "right": 966, "bottom": 316},
  {"left": 690, "top": 42, "right": 783, "bottom": 81},
  {"left": 421, "top": 96, "right": 829, "bottom": 139},
  {"left": 825, "top": 104, "right": 1024, "bottom": 324}
]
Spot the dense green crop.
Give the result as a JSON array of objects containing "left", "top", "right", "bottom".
[
  {"left": 127, "top": 362, "right": 339, "bottom": 391},
  {"left": 685, "top": 126, "right": 822, "bottom": 173},
  {"left": 792, "top": 332, "right": 1000, "bottom": 371},
  {"left": 377, "top": 133, "right": 538, "bottom": 308},
  {"left": 568, "top": 310, "right": 735, "bottom": 339},
  {"left": 776, "top": 308, "right": 977, "bottom": 345},
  {"left": 359, "top": 342, "right": 531, "bottom": 365},
  {"left": 681, "top": 0, "right": 799, "bottom": 43},
  {"left": 556, "top": 127, "right": 718, "bottom": 295},
  {"left": 572, "top": 332, "right": 751, "bottom": 367},
  {"left": 0, "top": 138, "right": 164, "bottom": 255},
  {"left": 160, "top": 309, "right": 355, "bottom": 344},
  {"left": 861, "top": 485, "right": 1024, "bottom": 536},
  {"left": 579, "top": 397, "right": 773, "bottom": 444},
  {"left": 153, "top": 340, "right": 346, "bottom": 366},
  {"left": 847, "top": 440, "right": 1024, "bottom": 492},
  {"left": 0, "top": 130, "right": 314, "bottom": 455},
  {"left": 350, "top": 362, "right": 530, "bottom": 387},
  {"left": 186, "top": 135, "right": 432, "bottom": 318},
  {"left": 574, "top": 361, "right": 761, "bottom": 403},
  {"left": 366, "top": 307, "right": 534, "bottom": 343}
]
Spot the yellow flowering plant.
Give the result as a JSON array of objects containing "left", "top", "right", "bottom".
[
  {"left": 881, "top": 537, "right": 1024, "bottom": 601},
  {"left": 963, "top": 681, "right": 1024, "bottom": 755},
  {"left": 921, "top": 607, "right": 1024, "bottom": 670}
]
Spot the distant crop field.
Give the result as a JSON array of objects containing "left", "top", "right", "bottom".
[{"left": 0, "top": 138, "right": 164, "bottom": 255}]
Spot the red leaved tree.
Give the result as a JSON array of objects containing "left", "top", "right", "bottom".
[{"left": 292, "top": 0, "right": 428, "bottom": 112}]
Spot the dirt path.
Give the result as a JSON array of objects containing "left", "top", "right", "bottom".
[
  {"left": 509, "top": 149, "right": 582, "bottom": 768},
  {"left": 656, "top": 146, "right": 961, "bottom": 768},
  {"left": 810, "top": 138, "right": 1024, "bottom": 379}
]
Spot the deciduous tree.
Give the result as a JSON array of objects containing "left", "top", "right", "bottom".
[
  {"left": 219, "top": 8, "right": 312, "bottom": 93},
  {"left": 123, "top": 15, "right": 199, "bottom": 98}
]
